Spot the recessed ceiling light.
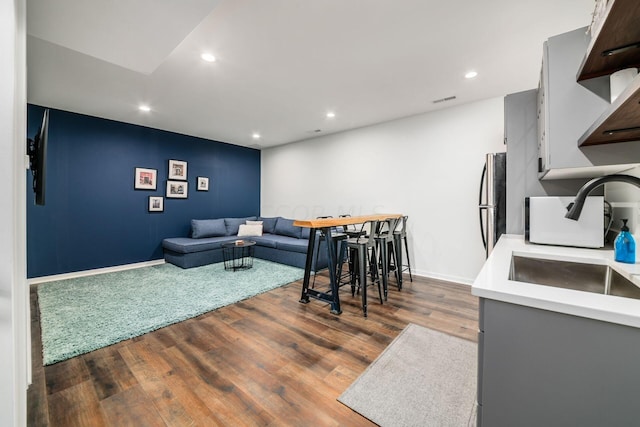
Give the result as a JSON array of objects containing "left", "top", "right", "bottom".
[
  {"left": 201, "top": 53, "right": 216, "bottom": 63},
  {"left": 138, "top": 104, "right": 151, "bottom": 112},
  {"left": 252, "top": 133, "right": 261, "bottom": 139},
  {"left": 465, "top": 71, "right": 478, "bottom": 79},
  {"left": 326, "top": 111, "right": 336, "bottom": 118}
]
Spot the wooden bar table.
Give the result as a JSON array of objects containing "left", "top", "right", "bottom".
[{"left": 294, "top": 213, "right": 402, "bottom": 315}]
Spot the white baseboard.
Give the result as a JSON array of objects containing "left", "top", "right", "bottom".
[
  {"left": 27, "top": 260, "right": 474, "bottom": 287},
  {"left": 27, "top": 259, "right": 166, "bottom": 285},
  {"left": 411, "top": 269, "right": 473, "bottom": 286}
]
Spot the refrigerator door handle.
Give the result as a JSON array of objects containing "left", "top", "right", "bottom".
[
  {"left": 484, "top": 153, "right": 497, "bottom": 257},
  {"left": 478, "top": 163, "right": 488, "bottom": 250}
]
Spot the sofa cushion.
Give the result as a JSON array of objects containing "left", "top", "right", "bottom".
[
  {"left": 237, "top": 223, "right": 263, "bottom": 237},
  {"left": 272, "top": 236, "right": 311, "bottom": 254},
  {"left": 259, "top": 216, "right": 279, "bottom": 234},
  {"left": 163, "top": 236, "right": 235, "bottom": 254},
  {"left": 250, "top": 236, "right": 278, "bottom": 248},
  {"left": 274, "top": 217, "right": 302, "bottom": 239},
  {"left": 301, "top": 227, "right": 311, "bottom": 239},
  {"left": 224, "top": 216, "right": 258, "bottom": 235},
  {"left": 191, "top": 219, "right": 226, "bottom": 238}
]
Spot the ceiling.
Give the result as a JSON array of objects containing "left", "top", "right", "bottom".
[{"left": 27, "top": 0, "right": 595, "bottom": 149}]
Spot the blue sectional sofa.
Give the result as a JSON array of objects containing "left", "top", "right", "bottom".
[{"left": 162, "top": 216, "right": 328, "bottom": 270}]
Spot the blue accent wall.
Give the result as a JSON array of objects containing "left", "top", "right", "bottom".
[{"left": 27, "top": 105, "right": 261, "bottom": 278}]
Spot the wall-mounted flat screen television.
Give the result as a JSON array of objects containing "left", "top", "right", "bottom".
[{"left": 27, "top": 108, "right": 49, "bottom": 206}]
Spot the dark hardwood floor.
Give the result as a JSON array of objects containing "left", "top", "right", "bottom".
[{"left": 27, "top": 271, "right": 478, "bottom": 426}]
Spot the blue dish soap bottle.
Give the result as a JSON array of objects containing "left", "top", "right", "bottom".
[{"left": 614, "top": 219, "right": 636, "bottom": 264}]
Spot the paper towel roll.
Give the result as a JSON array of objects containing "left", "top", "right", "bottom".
[{"left": 610, "top": 68, "right": 638, "bottom": 102}]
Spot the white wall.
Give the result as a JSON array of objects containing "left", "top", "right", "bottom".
[
  {"left": 261, "top": 97, "right": 505, "bottom": 284},
  {"left": 1, "top": 0, "right": 28, "bottom": 426},
  {"left": 605, "top": 165, "right": 640, "bottom": 237}
]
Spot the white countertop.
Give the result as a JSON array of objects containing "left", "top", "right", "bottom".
[{"left": 472, "top": 234, "right": 640, "bottom": 328}]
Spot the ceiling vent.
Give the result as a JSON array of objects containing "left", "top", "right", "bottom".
[{"left": 432, "top": 96, "right": 457, "bottom": 104}]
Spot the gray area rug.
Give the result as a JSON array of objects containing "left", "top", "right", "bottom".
[
  {"left": 338, "top": 323, "right": 477, "bottom": 427},
  {"left": 37, "top": 259, "right": 304, "bottom": 365}
]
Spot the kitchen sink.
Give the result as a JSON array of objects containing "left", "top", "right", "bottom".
[{"left": 509, "top": 255, "right": 640, "bottom": 300}]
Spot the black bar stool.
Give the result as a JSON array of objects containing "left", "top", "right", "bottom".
[
  {"left": 389, "top": 215, "right": 412, "bottom": 286},
  {"left": 373, "top": 217, "right": 400, "bottom": 299},
  {"left": 336, "top": 214, "right": 365, "bottom": 285},
  {"left": 339, "top": 214, "right": 366, "bottom": 238},
  {"left": 342, "top": 220, "right": 382, "bottom": 317}
]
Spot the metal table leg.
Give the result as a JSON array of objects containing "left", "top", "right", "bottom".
[
  {"left": 394, "top": 233, "right": 403, "bottom": 290},
  {"left": 358, "top": 243, "right": 368, "bottom": 317},
  {"left": 378, "top": 238, "right": 389, "bottom": 301},
  {"left": 324, "top": 227, "right": 341, "bottom": 314},
  {"left": 298, "top": 226, "right": 342, "bottom": 315},
  {"left": 299, "top": 228, "right": 315, "bottom": 304}
]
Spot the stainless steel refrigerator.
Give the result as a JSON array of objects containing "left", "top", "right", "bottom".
[{"left": 479, "top": 152, "right": 506, "bottom": 257}]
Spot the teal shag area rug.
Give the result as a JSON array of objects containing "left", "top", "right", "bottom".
[{"left": 37, "top": 259, "right": 304, "bottom": 365}]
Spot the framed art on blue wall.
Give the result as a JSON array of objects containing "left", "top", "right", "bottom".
[
  {"left": 134, "top": 167, "right": 157, "bottom": 190},
  {"left": 166, "top": 180, "right": 188, "bottom": 198},
  {"left": 168, "top": 159, "right": 187, "bottom": 180},
  {"left": 197, "top": 176, "right": 209, "bottom": 191},
  {"left": 148, "top": 196, "right": 164, "bottom": 212}
]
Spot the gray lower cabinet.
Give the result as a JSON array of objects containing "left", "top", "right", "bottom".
[{"left": 477, "top": 298, "right": 640, "bottom": 427}]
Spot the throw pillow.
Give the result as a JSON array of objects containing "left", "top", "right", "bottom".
[
  {"left": 191, "top": 219, "right": 226, "bottom": 238},
  {"left": 224, "top": 216, "right": 258, "bottom": 235},
  {"left": 274, "top": 217, "right": 302, "bottom": 239},
  {"left": 237, "top": 224, "right": 263, "bottom": 237},
  {"left": 259, "top": 217, "right": 278, "bottom": 234},
  {"left": 246, "top": 220, "right": 263, "bottom": 226}
]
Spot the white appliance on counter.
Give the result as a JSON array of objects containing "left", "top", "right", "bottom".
[{"left": 525, "top": 196, "right": 604, "bottom": 248}]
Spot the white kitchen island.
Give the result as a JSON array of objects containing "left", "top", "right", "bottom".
[{"left": 472, "top": 234, "right": 640, "bottom": 427}]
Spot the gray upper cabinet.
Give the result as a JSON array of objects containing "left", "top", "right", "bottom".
[
  {"left": 538, "top": 27, "right": 640, "bottom": 180},
  {"left": 505, "top": 90, "right": 588, "bottom": 235}
]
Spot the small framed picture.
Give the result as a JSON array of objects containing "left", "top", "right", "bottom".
[
  {"left": 197, "top": 176, "right": 209, "bottom": 191},
  {"left": 134, "top": 167, "right": 157, "bottom": 190},
  {"left": 166, "top": 180, "right": 188, "bottom": 198},
  {"left": 168, "top": 159, "right": 187, "bottom": 180},
  {"left": 148, "top": 196, "right": 164, "bottom": 212}
]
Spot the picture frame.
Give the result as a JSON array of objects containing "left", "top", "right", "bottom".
[
  {"left": 197, "top": 176, "right": 209, "bottom": 191},
  {"left": 168, "top": 159, "right": 187, "bottom": 180},
  {"left": 166, "top": 180, "right": 188, "bottom": 198},
  {"left": 134, "top": 167, "right": 157, "bottom": 190},
  {"left": 148, "top": 196, "right": 164, "bottom": 212}
]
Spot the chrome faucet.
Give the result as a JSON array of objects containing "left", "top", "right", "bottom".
[{"left": 565, "top": 174, "right": 640, "bottom": 220}]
